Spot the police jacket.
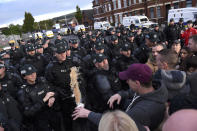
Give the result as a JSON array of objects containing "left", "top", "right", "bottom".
[
  {"left": 152, "top": 29, "right": 166, "bottom": 43},
  {"left": 45, "top": 59, "right": 74, "bottom": 99},
  {"left": 86, "top": 67, "right": 121, "bottom": 112},
  {"left": 0, "top": 91, "right": 22, "bottom": 131},
  {"left": 17, "top": 77, "right": 58, "bottom": 117},
  {"left": 0, "top": 72, "right": 23, "bottom": 99},
  {"left": 20, "top": 54, "right": 48, "bottom": 77},
  {"left": 9, "top": 47, "right": 23, "bottom": 66},
  {"left": 115, "top": 55, "right": 138, "bottom": 72},
  {"left": 164, "top": 24, "right": 179, "bottom": 42}
]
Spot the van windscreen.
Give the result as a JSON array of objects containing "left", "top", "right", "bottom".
[{"left": 140, "top": 18, "right": 148, "bottom": 23}]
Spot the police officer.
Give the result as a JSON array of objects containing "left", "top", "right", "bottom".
[
  {"left": 0, "top": 50, "right": 14, "bottom": 70},
  {"left": 0, "top": 62, "right": 23, "bottom": 99},
  {"left": 133, "top": 32, "right": 158, "bottom": 63},
  {"left": 8, "top": 40, "right": 23, "bottom": 66},
  {"left": 18, "top": 64, "right": 62, "bottom": 131},
  {"left": 152, "top": 24, "right": 166, "bottom": 44},
  {"left": 0, "top": 82, "right": 22, "bottom": 131},
  {"left": 85, "top": 53, "right": 121, "bottom": 113},
  {"left": 54, "top": 33, "right": 67, "bottom": 45},
  {"left": 35, "top": 44, "right": 50, "bottom": 65},
  {"left": 135, "top": 27, "right": 145, "bottom": 47},
  {"left": 127, "top": 32, "right": 138, "bottom": 51},
  {"left": 115, "top": 43, "right": 138, "bottom": 72},
  {"left": 108, "top": 35, "right": 121, "bottom": 62},
  {"left": 20, "top": 44, "right": 48, "bottom": 77},
  {"left": 70, "top": 39, "right": 87, "bottom": 61},
  {"left": 45, "top": 43, "right": 77, "bottom": 131},
  {"left": 176, "top": 18, "right": 185, "bottom": 46},
  {"left": 164, "top": 18, "right": 179, "bottom": 48}
]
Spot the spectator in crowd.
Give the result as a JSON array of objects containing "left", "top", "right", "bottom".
[
  {"left": 171, "top": 40, "right": 181, "bottom": 55},
  {"left": 155, "top": 49, "right": 188, "bottom": 101},
  {"left": 169, "top": 68, "right": 197, "bottom": 114},
  {"left": 181, "top": 20, "right": 197, "bottom": 46},
  {"left": 146, "top": 43, "right": 165, "bottom": 74},
  {"left": 163, "top": 109, "right": 197, "bottom": 131},
  {"left": 179, "top": 46, "right": 192, "bottom": 71},
  {"left": 188, "top": 35, "right": 197, "bottom": 56},
  {"left": 98, "top": 110, "right": 139, "bottom": 131}
]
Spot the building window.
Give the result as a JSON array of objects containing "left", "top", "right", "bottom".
[
  {"left": 115, "top": 15, "right": 118, "bottom": 24},
  {"left": 110, "top": 16, "right": 113, "bottom": 23},
  {"left": 174, "top": 3, "right": 179, "bottom": 9},
  {"left": 113, "top": 0, "right": 117, "bottom": 10},
  {"left": 128, "top": 0, "right": 131, "bottom": 6},
  {"left": 118, "top": 0, "right": 121, "bottom": 9},
  {"left": 95, "top": 0, "right": 98, "bottom": 5},
  {"left": 119, "top": 14, "right": 123, "bottom": 23},
  {"left": 133, "top": 0, "right": 136, "bottom": 4},
  {"left": 105, "top": 4, "right": 108, "bottom": 12},
  {"left": 124, "top": 0, "right": 127, "bottom": 8},
  {"left": 108, "top": 4, "right": 111, "bottom": 11},
  {"left": 130, "top": 12, "right": 132, "bottom": 16},
  {"left": 157, "top": 6, "right": 161, "bottom": 17},
  {"left": 150, "top": 7, "right": 154, "bottom": 18},
  {"left": 186, "top": 0, "right": 192, "bottom": 7},
  {"left": 139, "top": 0, "right": 142, "bottom": 3}
]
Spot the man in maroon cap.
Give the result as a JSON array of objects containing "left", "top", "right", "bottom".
[{"left": 72, "top": 64, "right": 168, "bottom": 131}]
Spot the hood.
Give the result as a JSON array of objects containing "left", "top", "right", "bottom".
[
  {"left": 161, "top": 69, "right": 186, "bottom": 90},
  {"left": 140, "top": 81, "right": 168, "bottom": 104}
]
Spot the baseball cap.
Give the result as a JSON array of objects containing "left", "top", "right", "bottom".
[
  {"left": 170, "top": 18, "right": 174, "bottom": 22},
  {"left": 35, "top": 44, "right": 43, "bottom": 49},
  {"left": 145, "top": 32, "right": 159, "bottom": 43},
  {"left": 70, "top": 39, "right": 78, "bottom": 44},
  {"left": 92, "top": 53, "right": 107, "bottom": 64},
  {"left": 95, "top": 42, "right": 105, "bottom": 50},
  {"left": 20, "top": 64, "right": 37, "bottom": 76},
  {"left": 26, "top": 44, "right": 35, "bottom": 52},
  {"left": 187, "top": 20, "right": 193, "bottom": 24},
  {"left": 111, "top": 35, "right": 118, "bottom": 41},
  {"left": 119, "top": 63, "right": 152, "bottom": 83},
  {"left": 120, "top": 43, "right": 131, "bottom": 51},
  {"left": 54, "top": 43, "right": 67, "bottom": 54}
]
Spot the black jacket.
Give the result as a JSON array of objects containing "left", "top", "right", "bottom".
[
  {"left": 0, "top": 91, "right": 22, "bottom": 131},
  {"left": 45, "top": 59, "right": 74, "bottom": 99},
  {"left": 0, "top": 72, "right": 23, "bottom": 99},
  {"left": 87, "top": 81, "right": 168, "bottom": 130},
  {"left": 164, "top": 24, "right": 179, "bottom": 42}
]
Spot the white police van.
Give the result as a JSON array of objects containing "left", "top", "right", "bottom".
[
  {"left": 123, "top": 15, "right": 156, "bottom": 28},
  {"left": 94, "top": 21, "right": 111, "bottom": 30},
  {"left": 168, "top": 7, "right": 197, "bottom": 23}
]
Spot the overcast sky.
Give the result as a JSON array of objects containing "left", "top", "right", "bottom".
[{"left": 0, "top": 0, "right": 93, "bottom": 27}]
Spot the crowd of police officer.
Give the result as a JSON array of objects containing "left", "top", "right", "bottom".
[{"left": 0, "top": 18, "right": 196, "bottom": 131}]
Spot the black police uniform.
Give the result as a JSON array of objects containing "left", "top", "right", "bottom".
[
  {"left": 45, "top": 43, "right": 77, "bottom": 131},
  {"left": 18, "top": 64, "right": 62, "bottom": 131},
  {"left": 0, "top": 71, "right": 23, "bottom": 99},
  {"left": 85, "top": 54, "right": 121, "bottom": 113},
  {"left": 164, "top": 23, "right": 179, "bottom": 48},
  {"left": 108, "top": 35, "right": 122, "bottom": 63},
  {"left": 0, "top": 89, "right": 22, "bottom": 131},
  {"left": 20, "top": 44, "right": 48, "bottom": 77},
  {"left": 9, "top": 46, "right": 23, "bottom": 66},
  {"left": 152, "top": 28, "right": 166, "bottom": 43},
  {"left": 115, "top": 43, "right": 138, "bottom": 72}
]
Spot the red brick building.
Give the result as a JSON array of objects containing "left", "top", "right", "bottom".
[{"left": 92, "top": 0, "right": 197, "bottom": 25}]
